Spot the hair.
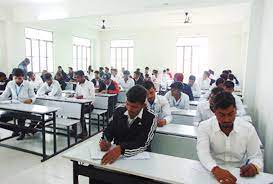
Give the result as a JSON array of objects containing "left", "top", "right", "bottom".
[
  {"left": 145, "top": 73, "right": 149, "bottom": 77},
  {"left": 99, "top": 67, "right": 104, "bottom": 70},
  {"left": 134, "top": 71, "right": 141, "bottom": 76},
  {"left": 26, "top": 71, "right": 34, "bottom": 78},
  {"left": 0, "top": 72, "right": 6, "bottom": 78},
  {"left": 208, "top": 69, "right": 214, "bottom": 75},
  {"left": 216, "top": 78, "right": 225, "bottom": 86},
  {"left": 224, "top": 80, "right": 235, "bottom": 89},
  {"left": 174, "top": 73, "right": 184, "bottom": 82},
  {"left": 220, "top": 73, "right": 228, "bottom": 81},
  {"left": 75, "top": 70, "right": 85, "bottom": 76},
  {"left": 211, "top": 87, "right": 224, "bottom": 96},
  {"left": 68, "top": 67, "right": 73, "bottom": 70},
  {"left": 136, "top": 68, "right": 140, "bottom": 72},
  {"left": 213, "top": 92, "right": 236, "bottom": 110},
  {"left": 189, "top": 75, "right": 196, "bottom": 81},
  {"left": 228, "top": 73, "right": 235, "bottom": 81},
  {"left": 145, "top": 67, "right": 149, "bottom": 70},
  {"left": 222, "top": 70, "right": 229, "bottom": 75},
  {"left": 12, "top": 68, "right": 24, "bottom": 77},
  {"left": 228, "top": 70, "right": 232, "bottom": 73},
  {"left": 163, "top": 70, "right": 166, "bottom": 73},
  {"left": 58, "top": 66, "right": 62, "bottom": 69},
  {"left": 143, "top": 81, "right": 155, "bottom": 90},
  {"left": 166, "top": 68, "right": 170, "bottom": 71},
  {"left": 126, "top": 85, "right": 147, "bottom": 104},
  {"left": 204, "top": 71, "right": 210, "bottom": 77},
  {"left": 94, "top": 70, "right": 100, "bottom": 74},
  {"left": 170, "top": 82, "right": 183, "bottom": 91},
  {"left": 44, "top": 73, "right": 53, "bottom": 81}
]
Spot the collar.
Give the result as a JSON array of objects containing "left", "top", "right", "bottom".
[
  {"left": 78, "top": 79, "right": 86, "bottom": 85},
  {"left": 15, "top": 80, "right": 25, "bottom": 87},
  {"left": 124, "top": 108, "right": 143, "bottom": 120},
  {"left": 212, "top": 117, "right": 239, "bottom": 133}
]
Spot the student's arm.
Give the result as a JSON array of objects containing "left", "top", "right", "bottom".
[
  {"left": 119, "top": 117, "right": 157, "bottom": 157},
  {"left": 87, "top": 82, "right": 95, "bottom": 100},
  {"left": 161, "top": 96, "right": 173, "bottom": 124},
  {"left": 27, "top": 84, "right": 36, "bottom": 103},
  {"left": 0, "top": 83, "right": 12, "bottom": 101},
  {"left": 49, "top": 82, "right": 61, "bottom": 97},
  {"left": 37, "top": 84, "right": 46, "bottom": 96}
]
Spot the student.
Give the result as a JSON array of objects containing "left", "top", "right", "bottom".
[
  {"left": 144, "top": 73, "right": 151, "bottom": 82},
  {"left": 0, "top": 72, "right": 9, "bottom": 91},
  {"left": 100, "top": 73, "right": 120, "bottom": 94},
  {"left": 203, "top": 78, "right": 225, "bottom": 99},
  {"left": 173, "top": 73, "right": 194, "bottom": 101},
  {"left": 40, "top": 70, "right": 48, "bottom": 82},
  {"left": 86, "top": 65, "right": 94, "bottom": 81},
  {"left": 160, "top": 70, "right": 169, "bottom": 92},
  {"left": 55, "top": 66, "right": 68, "bottom": 90},
  {"left": 37, "top": 73, "right": 62, "bottom": 97},
  {"left": 99, "top": 67, "right": 105, "bottom": 78},
  {"left": 99, "top": 85, "right": 157, "bottom": 167},
  {"left": 119, "top": 70, "right": 135, "bottom": 91},
  {"left": 18, "top": 58, "right": 30, "bottom": 78},
  {"left": 74, "top": 70, "right": 95, "bottom": 138},
  {"left": 220, "top": 73, "right": 228, "bottom": 81},
  {"left": 228, "top": 73, "right": 240, "bottom": 86},
  {"left": 151, "top": 70, "right": 160, "bottom": 91},
  {"left": 26, "top": 71, "right": 43, "bottom": 93},
  {"left": 198, "top": 71, "right": 211, "bottom": 90},
  {"left": 104, "top": 67, "right": 110, "bottom": 74},
  {"left": 110, "top": 68, "right": 120, "bottom": 83},
  {"left": 208, "top": 69, "right": 216, "bottom": 85},
  {"left": 195, "top": 87, "right": 224, "bottom": 123},
  {"left": 67, "top": 67, "right": 75, "bottom": 81},
  {"left": 136, "top": 68, "right": 144, "bottom": 80},
  {"left": 0, "top": 68, "right": 36, "bottom": 140},
  {"left": 166, "top": 68, "right": 172, "bottom": 79},
  {"left": 91, "top": 71, "right": 104, "bottom": 90},
  {"left": 188, "top": 75, "right": 201, "bottom": 98},
  {"left": 165, "top": 82, "right": 190, "bottom": 110},
  {"left": 133, "top": 71, "right": 144, "bottom": 86},
  {"left": 223, "top": 81, "right": 246, "bottom": 116},
  {"left": 143, "top": 81, "right": 172, "bottom": 127},
  {"left": 197, "top": 92, "right": 263, "bottom": 184}
]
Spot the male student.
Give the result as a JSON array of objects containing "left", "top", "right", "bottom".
[
  {"left": 99, "top": 85, "right": 157, "bottom": 166},
  {"left": 203, "top": 78, "right": 225, "bottom": 99},
  {"left": 133, "top": 70, "right": 144, "bottom": 86},
  {"left": 74, "top": 70, "right": 95, "bottom": 138},
  {"left": 188, "top": 75, "right": 201, "bottom": 98},
  {"left": 0, "top": 68, "right": 36, "bottom": 140},
  {"left": 173, "top": 73, "right": 194, "bottom": 101},
  {"left": 198, "top": 71, "right": 211, "bottom": 90},
  {"left": 197, "top": 92, "right": 263, "bottom": 184},
  {"left": 67, "top": 67, "right": 75, "bottom": 81},
  {"left": 223, "top": 81, "right": 246, "bottom": 116},
  {"left": 119, "top": 70, "right": 135, "bottom": 91},
  {"left": 0, "top": 72, "right": 9, "bottom": 91},
  {"left": 195, "top": 87, "right": 223, "bottom": 123},
  {"left": 18, "top": 58, "right": 30, "bottom": 78},
  {"left": 26, "top": 71, "right": 43, "bottom": 93},
  {"left": 165, "top": 82, "right": 190, "bottom": 110},
  {"left": 143, "top": 81, "right": 172, "bottom": 127},
  {"left": 91, "top": 71, "right": 104, "bottom": 90},
  {"left": 100, "top": 73, "right": 120, "bottom": 94},
  {"left": 37, "top": 73, "right": 62, "bottom": 97}
]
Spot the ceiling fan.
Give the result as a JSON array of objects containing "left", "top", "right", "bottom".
[{"left": 184, "top": 12, "right": 192, "bottom": 24}]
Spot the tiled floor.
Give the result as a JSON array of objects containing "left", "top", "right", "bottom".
[{"left": 0, "top": 122, "right": 102, "bottom": 184}]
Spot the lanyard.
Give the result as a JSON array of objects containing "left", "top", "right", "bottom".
[
  {"left": 172, "top": 97, "right": 181, "bottom": 107},
  {"left": 15, "top": 84, "right": 23, "bottom": 97}
]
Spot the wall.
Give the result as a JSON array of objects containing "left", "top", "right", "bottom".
[
  {"left": 100, "top": 23, "right": 247, "bottom": 82},
  {"left": 245, "top": 0, "right": 273, "bottom": 173}
]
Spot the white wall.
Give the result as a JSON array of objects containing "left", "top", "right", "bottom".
[
  {"left": 100, "top": 23, "right": 247, "bottom": 83},
  {"left": 245, "top": 0, "right": 273, "bottom": 173}
]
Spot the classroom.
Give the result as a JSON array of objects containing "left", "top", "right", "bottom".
[{"left": 0, "top": 0, "right": 272, "bottom": 184}]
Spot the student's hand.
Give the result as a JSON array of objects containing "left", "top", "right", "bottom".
[
  {"left": 157, "top": 119, "right": 167, "bottom": 127},
  {"left": 240, "top": 164, "right": 258, "bottom": 177},
  {"left": 100, "top": 90, "right": 107, "bottom": 94},
  {"left": 76, "top": 95, "right": 83, "bottom": 99},
  {"left": 99, "top": 140, "right": 111, "bottom": 152},
  {"left": 24, "top": 99, "right": 32, "bottom": 104},
  {"left": 212, "top": 166, "right": 237, "bottom": 184},
  {"left": 101, "top": 145, "right": 121, "bottom": 165}
]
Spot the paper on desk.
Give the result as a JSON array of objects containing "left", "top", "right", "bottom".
[{"left": 0, "top": 100, "right": 12, "bottom": 104}]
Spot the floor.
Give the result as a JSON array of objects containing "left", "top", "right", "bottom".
[{"left": 0, "top": 121, "right": 102, "bottom": 184}]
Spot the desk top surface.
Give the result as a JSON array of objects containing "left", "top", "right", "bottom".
[
  {"left": 156, "top": 124, "right": 197, "bottom": 139},
  {"left": 0, "top": 103, "right": 58, "bottom": 114},
  {"left": 63, "top": 133, "right": 273, "bottom": 184},
  {"left": 95, "top": 93, "right": 117, "bottom": 97},
  {"left": 171, "top": 108, "right": 197, "bottom": 117},
  {"left": 36, "top": 96, "right": 93, "bottom": 104}
]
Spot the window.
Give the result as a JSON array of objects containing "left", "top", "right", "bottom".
[
  {"left": 176, "top": 37, "right": 208, "bottom": 78},
  {"left": 110, "top": 40, "right": 134, "bottom": 72},
  {"left": 73, "top": 37, "right": 91, "bottom": 71},
  {"left": 25, "top": 28, "right": 54, "bottom": 73}
]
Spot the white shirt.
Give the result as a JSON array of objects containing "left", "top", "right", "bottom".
[
  {"left": 197, "top": 116, "right": 263, "bottom": 171},
  {"left": 191, "top": 82, "right": 201, "bottom": 98},
  {"left": 160, "top": 73, "right": 169, "bottom": 91},
  {"left": 198, "top": 78, "right": 211, "bottom": 90},
  {"left": 37, "top": 80, "right": 62, "bottom": 97},
  {"left": 86, "top": 72, "right": 95, "bottom": 81},
  {"left": 0, "top": 80, "right": 36, "bottom": 103},
  {"left": 75, "top": 79, "right": 95, "bottom": 101},
  {"left": 111, "top": 75, "right": 120, "bottom": 83},
  {"left": 164, "top": 91, "right": 190, "bottom": 110},
  {"left": 119, "top": 78, "right": 135, "bottom": 91},
  {"left": 146, "top": 94, "right": 172, "bottom": 124},
  {"left": 233, "top": 93, "right": 246, "bottom": 116},
  {"left": 29, "top": 75, "right": 43, "bottom": 91},
  {"left": 151, "top": 75, "right": 160, "bottom": 91},
  {"left": 124, "top": 108, "right": 143, "bottom": 127},
  {"left": 195, "top": 100, "right": 214, "bottom": 122}
]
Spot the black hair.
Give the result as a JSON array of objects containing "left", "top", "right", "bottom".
[
  {"left": 145, "top": 67, "right": 149, "bottom": 70},
  {"left": 228, "top": 70, "right": 232, "bottom": 73},
  {"left": 27, "top": 71, "right": 34, "bottom": 78},
  {"left": 143, "top": 81, "right": 155, "bottom": 90},
  {"left": 170, "top": 82, "right": 183, "bottom": 91},
  {"left": 44, "top": 73, "right": 53, "bottom": 81},
  {"left": 228, "top": 73, "right": 235, "bottom": 81},
  {"left": 211, "top": 87, "right": 224, "bottom": 96},
  {"left": 224, "top": 80, "right": 235, "bottom": 89},
  {"left": 0, "top": 72, "right": 7, "bottom": 78},
  {"left": 220, "top": 73, "right": 228, "bottom": 81},
  {"left": 189, "top": 75, "right": 196, "bottom": 81},
  {"left": 166, "top": 68, "right": 170, "bottom": 71},
  {"left": 58, "top": 66, "right": 62, "bottom": 69},
  {"left": 99, "top": 67, "right": 104, "bottom": 70},
  {"left": 163, "top": 70, "right": 166, "bottom": 73},
  {"left": 126, "top": 85, "right": 147, "bottom": 104},
  {"left": 222, "top": 70, "right": 229, "bottom": 75},
  {"left": 216, "top": 78, "right": 225, "bottom": 86},
  {"left": 213, "top": 92, "right": 236, "bottom": 110},
  {"left": 145, "top": 73, "right": 149, "bottom": 77},
  {"left": 134, "top": 71, "right": 141, "bottom": 76},
  {"left": 94, "top": 70, "right": 100, "bottom": 74},
  {"left": 75, "top": 70, "right": 85, "bottom": 76},
  {"left": 12, "top": 68, "right": 24, "bottom": 77},
  {"left": 208, "top": 69, "right": 214, "bottom": 75},
  {"left": 68, "top": 67, "right": 73, "bottom": 70}
]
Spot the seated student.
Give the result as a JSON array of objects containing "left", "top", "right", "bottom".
[
  {"left": 166, "top": 68, "right": 173, "bottom": 79},
  {"left": 37, "top": 73, "right": 62, "bottom": 97},
  {"left": 99, "top": 67, "right": 105, "bottom": 78},
  {"left": 203, "top": 78, "right": 225, "bottom": 99},
  {"left": 160, "top": 69, "right": 169, "bottom": 92},
  {"left": 188, "top": 75, "right": 201, "bottom": 98},
  {"left": 195, "top": 87, "right": 224, "bottom": 123},
  {"left": 144, "top": 73, "right": 151, "bottom": 82},
  {"left": 100, "top": 73, "right": 120, "bottom": 94},
  {"left": 110, "top": 68, "right": 120, "bottom": 83},
  {"left": 136, "top": 68, "right": 144, "bottom": 80},
  {"left": 133, "top": 70, "right": 144, "bottom": 86},
  {"left": 208, "top": 69, "right": 216, "bottom": 85},
  {"left": 197, "top": 92, "right": 263, "bottom": 184},
  {"left": 143, "top": 81, "right": 172, "bottom": 127},
  {"left": 86, "top": 65, "right": 94, "bottom": 81},
  {"left": 99, "top": 85, "right": 157, "bottom": 166},
  {"left": 173, "top": 73, "right": 194, "bottom": 101},
  {"left": 223, "top": 81, "right": 246, "bottom": 116},
  {"left": 91, "top": 70, "right": 104, "bottom": 91},
  {"left": 74, "top": 70, "right": 95, "bottom": 138},
  {"left": 198, "top": 71, "right": 211, "bottom": 90},
  {"left": 0, "top": 68, "right": 36, "bottom": 140},
  {"left": 220, "top": 73, "right": 228, "bottom": 81},
  {"left": 54, "top": 66, "right": 68, "bottom": 90},
  {"left": 228, "top": 70, "right": 240, "bottom": 86},
  {"left": 165, "top": 82, "right": 190, "bottom": 110},
  {"left": 0, "top": 72, "right": 9, "bottom": 91},
  {"left": 119, "top": 70, "right": 135, "bottom": 91},
  {"left": 26, "top": 71, "right": 43, "bottom": 93},
  {"left": 67, "top": 67, "right": 75, "bottom": 81},
  {"left": 40, "top": 70, "right": 48, "bottom": 82}
]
